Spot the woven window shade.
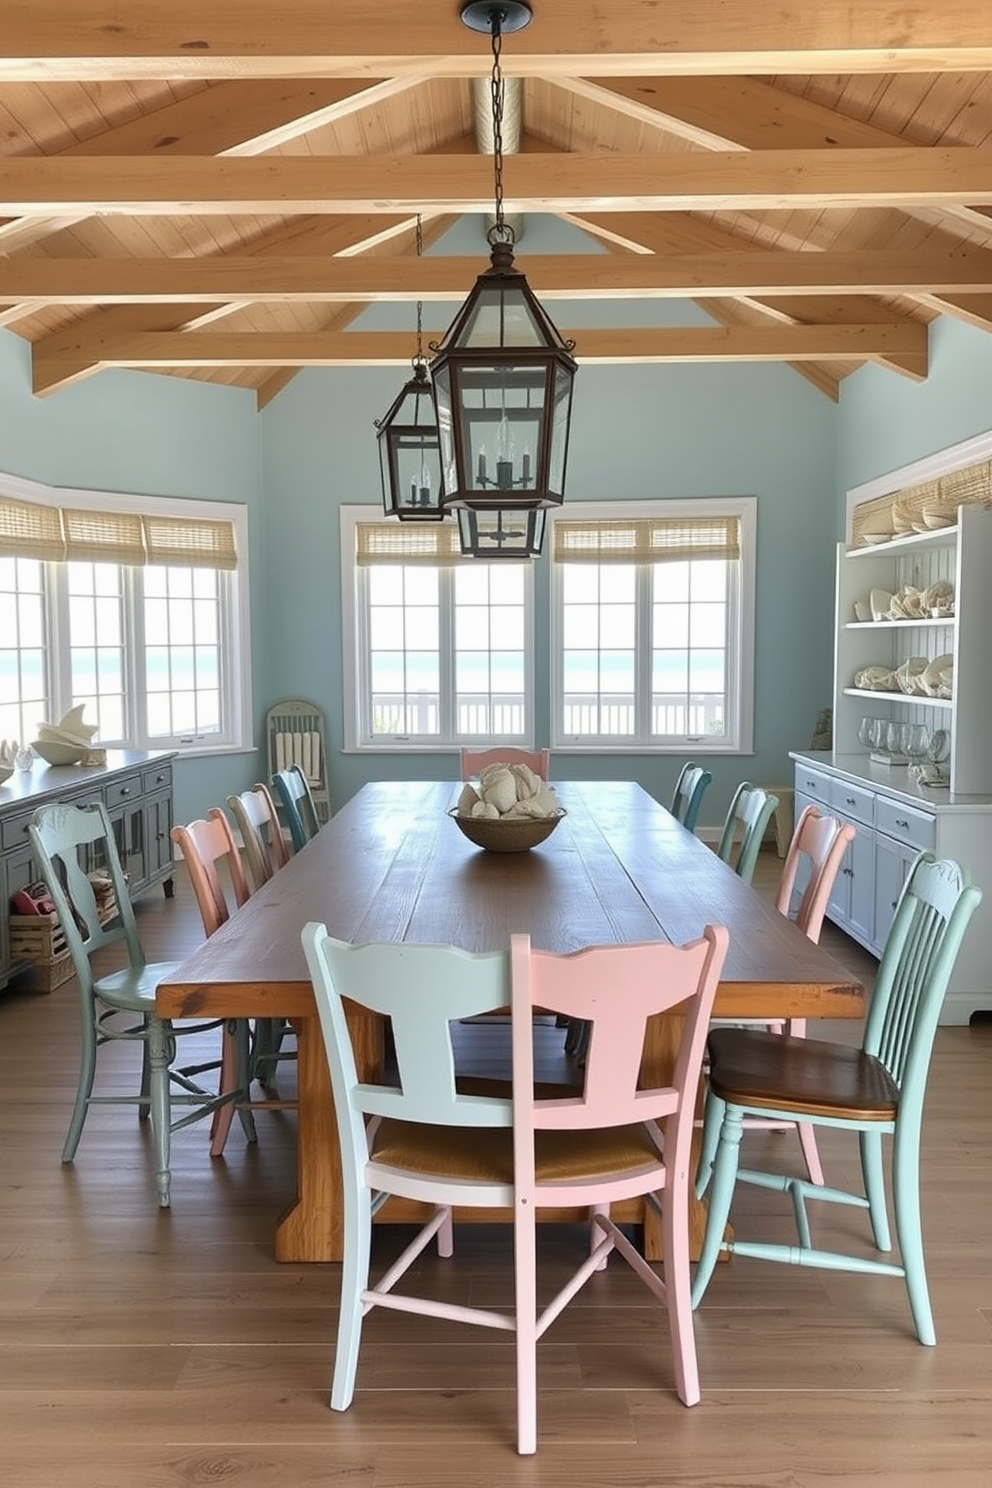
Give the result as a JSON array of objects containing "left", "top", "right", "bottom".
[
  {"left": 553, "top": 515, "right": 740, "bottom": 564},
  {"left": 0, "top": 494, "right": 66, "bottom": 561},
  {"left": 143, "top": 514, "right": 238, "bottom": 570},
  {"left": 63, "top": 507, "right": 146, "bottom": 565},
  {"left": 0, "top": 494, "right": 238, "bottom": 569},
  {"left": 851, "top": 457, "right": 992, "bottom": 545},
  {"left": 356, "top": 522, "right": 465, "bottom": 566}
]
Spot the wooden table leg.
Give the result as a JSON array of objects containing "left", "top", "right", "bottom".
[{"left": 273, "top": 1004, "right": 384, "bottom": 1263}]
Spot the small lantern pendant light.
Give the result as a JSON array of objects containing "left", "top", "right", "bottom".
[
  {"left": 432, "top": 2, "right": 577, "bottom": 557},
  {"left": 375, "top": 216, "right": 445, "bottom": 522}
]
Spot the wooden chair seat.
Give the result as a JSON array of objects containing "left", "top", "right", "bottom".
[{"left": 707, "top": 1027, "right": 899, "bottom": 1123}]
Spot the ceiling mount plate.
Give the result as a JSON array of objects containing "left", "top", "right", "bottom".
[{"left": 460, "top": 2, "right": 533, "bottom": 36}]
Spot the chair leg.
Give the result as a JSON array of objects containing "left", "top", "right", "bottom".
[
  {"left": 694, "top": 1089, "right": 726, "bottom": 1199},
  {"left": 330, "top": 1194, "right": 373, "bottom": 1411},
  {"left": 860, "top": 1128, "right": 891, "bottom": 1252},
  {"left": 691, "top": 1106, "right": 744, "bottom": 1308},
  {"left": 797, "top": 1122, "right": 825, "bottom": 1186},
  {"left": 513, "top": 1194, "right": 539, "bottom": 1455},
  {"left": 663, "top": 1157, "right": 700, "bottom": 1406},
  {"left": 147, "top": 1019, "right": 174, "bottom": 1208},
  {"left": 891, "top": 1126, "right": 935, "bottom": 1345},
  {"left": 62, "top": 1013, "right": 99, "bottom": 1163}
]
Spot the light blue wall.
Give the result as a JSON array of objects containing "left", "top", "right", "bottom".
[
  {"left": 16, "top": 305, "right": 989, "bottom": 835},
  {"left": 260, "top": 355, "right": 838, "bottom": 824},
  {"left": 0, "top": 329, "right": 265, "bottom": 823},
  {"left": 838, "top": 318, "right": 992, "bottom": 500}
]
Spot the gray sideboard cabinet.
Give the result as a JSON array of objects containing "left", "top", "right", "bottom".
[{"left": 0, "top": 749, "right": 176, "bottom": 992}]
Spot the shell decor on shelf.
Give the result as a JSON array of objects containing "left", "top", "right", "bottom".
[{"left": 31, "top": 705, "right": 100, "bottom": 766}]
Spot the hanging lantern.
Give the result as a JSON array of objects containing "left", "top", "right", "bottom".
[
  {"left": 456, "top": 506, "right": 546, "bottom": 559},
  {"left": 374, "top": 216, "right": 445, "bottom": 522},
  {"left": 375, "top": 358, "right": 445, "bottom": 521},
  {"left": 432, "top": 2, "right": 577, "bottom": 555}
]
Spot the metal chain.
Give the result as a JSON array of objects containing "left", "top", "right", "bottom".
[
  {"left": 414, "top": 213, "right": 424, "bottom": 363},
  {"left": 488, "top": 13, "right": 512, "bottom": 244}
]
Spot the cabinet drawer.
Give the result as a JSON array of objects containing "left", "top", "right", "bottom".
[
  {"left": 104, "top": 774, "right": 142, "bottom": 808},
  {"left": 830, "top": 778, "right": 875, "bottom": 828},
  {"left": 1, "top": 811, "right": 34, "bottom": 852},
  {"left": 875, "top": 797, "right": 936, "bottom": 853},
  {"left": 793, "top": 764, "right": 831, "bottom": 804},
  {"left": 143, "top": 764, "right": 172, "bottom": 795}
]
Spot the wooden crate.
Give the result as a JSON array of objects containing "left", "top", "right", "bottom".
[{"left": 9, "top": 895, "right": 116, "bottom": 993}]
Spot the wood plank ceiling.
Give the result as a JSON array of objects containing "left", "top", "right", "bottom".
[{"left": 1, "top": 1, "right": 992, "bottom": 407}]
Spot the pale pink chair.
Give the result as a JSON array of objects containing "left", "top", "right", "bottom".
[
  {"left": 460, "top": 746, "right": 550, "bottom": 781},
  {"left": 706, "top": 804, "right": 856, "bottom": 1187},
  {"left": 300, "top": 922, "right": 728, "bottom": 1455},
  {"left": 171, "top": 809, "right": 296, "bottom": 1157}
]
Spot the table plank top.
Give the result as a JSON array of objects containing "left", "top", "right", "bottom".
[{"left": 157, "top": 780, "right": 864, "bottom": 1022}]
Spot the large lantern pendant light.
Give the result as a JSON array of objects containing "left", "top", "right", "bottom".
[
  {"left": 375, "top": 216, "right": 445, "bottom": 522},
  {"left": 431, "top": 1, "right": 577, "bottom": 557}
]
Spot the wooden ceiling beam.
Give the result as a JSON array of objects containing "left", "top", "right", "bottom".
[
  {"left": 6, "top": 150, "right": 992, "bottom": 215},
  {"left": 2, "top": 2, "right": 990, "bottom": 80},
  {"left": 30, "top": 324, "right": 929, "bottom": 382},
  {"left": 5, "top": 249, "right": 992, "bottom": 304}
]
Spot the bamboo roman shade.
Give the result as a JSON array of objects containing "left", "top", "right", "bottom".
[
  {"left": 553, "top": 514, "right": 741, "bottom": 564},
  {"left": 851, "top": 457, "right": 992, "bottom": 546},
  {"left": 0, "top": 493, "right": 238, "bottom": 570},
  {"left": 356, "top": 522, "right": 465, "bottom": 566}
]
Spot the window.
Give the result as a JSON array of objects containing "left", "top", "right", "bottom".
[
  {"left": 0, "top": 473, "right": 251, "bottom": 754},
  {"left": 341, "top": 509, "right": 535, "bottom": 748},
  {"left": 550, "top": 500, "right": 755, "bottom": 752}
]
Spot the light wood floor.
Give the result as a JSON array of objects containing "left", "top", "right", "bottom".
[{"left": 1, "top": 852, "right": 991, "bottom": 1485}]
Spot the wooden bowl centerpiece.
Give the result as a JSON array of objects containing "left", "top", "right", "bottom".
[{"left": 448, "top": 807, "right": 566, "bottom": 853}]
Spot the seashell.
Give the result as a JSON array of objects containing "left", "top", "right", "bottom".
[
  {"left": 920, "top": 654, "right": 953, "bottom": 698},
  {"left": 870, "top": 588, "right": 893, "bottom": 621},
  {"left": 895, "top": 657, "right": 929, "bottom": 694},
  {"left": 899, "top": 586, "right": 925, "bottom": 618},
  {"left": 853, "top": 598, "right": 872, "bottom": 622},
  {"left": 855, "top": 664, "right": 897, "bottom": 692},
  {"left": 509, "top": 763, "right": 541, "bottom": 800},
  {"left": 530, "top": 787, "right": 560, "bottom": 818},
  {"left": 477, "top": 764, "right": 518, "bottom": 815},
  {"left": 470, "top": 799, "right": 500, "bottom": 820},
  {"left": 457, "top": 783, "right": 480, "bottom": 816}
]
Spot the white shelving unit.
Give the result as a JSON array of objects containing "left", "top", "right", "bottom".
[
  {"left": 833, "top": 504, "right": 992, "bottom": 796},
  {"left": 790, "top": 434, "right": 992, "bottom": 1025}
]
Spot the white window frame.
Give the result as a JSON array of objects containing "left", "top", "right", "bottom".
[
  {"left": 548, "top": 498, "right": 756, "bottom": 754},
  {"left": 0, "top": 468, "right": 252, "bottom": 756},
  {"left": 340, "top": 505, "right": 537, "bottom": 752}
]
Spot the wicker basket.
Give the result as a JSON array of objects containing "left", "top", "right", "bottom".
[
  {"left": 9, "top": 892, "right": 116, "bottom": 993},
  {"left": 447, "top": 807, "right": 566, "bottom": 853}
]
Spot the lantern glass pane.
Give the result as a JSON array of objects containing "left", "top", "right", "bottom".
[
  {"left": 548, "top": 362, "right": 573, "bottom": 498},
  {"left": 455, "top": 364, "right": 545, "bottom": 497},
  {"left": 453, "top": 283, "right": 549, "bottom": 348}
]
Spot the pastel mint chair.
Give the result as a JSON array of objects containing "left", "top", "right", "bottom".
[
  {"left": 460, "top": 745, "right": 550, "bottom": 781},
  {"left": 30, "top": 801, "right": 235, "bottom": 1207},
  {"left": 692, "top": 853, "right": 982, "bottom": 1345},
  {"left": 715, "top": 782, "right": 780, "bottom": 884},
  {"left": 301, "top": 923, "right": 729, "bottom": 1454},
  {"left": 271, "top": 764, "right": 322, "bottom": 852},
  {"left": 670, "top": 761, "right": 712, "bottom": 833}
]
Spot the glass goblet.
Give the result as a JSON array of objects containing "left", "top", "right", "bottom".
[
  {"left": 857, "top": 716, "right": 875, "bottom": 750},
  {"left": 903, "top": 723, "right": 930, "bottom": 767}
]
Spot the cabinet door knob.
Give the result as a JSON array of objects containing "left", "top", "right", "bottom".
[
  {"left": 895, "top": 818, "right": 909, "bottom": 829},
  {"left": 845, "top": 796, "right": 856, "bottom": 806}
]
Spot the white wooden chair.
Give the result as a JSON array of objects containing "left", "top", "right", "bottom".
[{"left": 266, "top": 699, "right": 330, "bottom": 823}]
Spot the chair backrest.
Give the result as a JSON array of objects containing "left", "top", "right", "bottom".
[
  {"left": 271, "top": 765, "right": 321, "bottom": 852},
  {"left": 670, "top": 762, "right": 712, "bottom": 833},
  {"left": 864, "top": 853, "right": 982, "bottom": 1092},
  {"left": 774, "top": 804, "right": 857, "bottom": 943},
  {"left": 266, "top": 698, "right": 329, "bottom": 821},
  {"left": 171, "top": 809, "right": 251, "bottom": 937},
  {"left": 716, "top": 783, "right": 780, "bottom": 884},
  {"left": 300, "top": 932, "right": 514, "bottom": 1190},
  {"left": 460, "top": 747, "right": 550, "bottom": 782},
  {"left": 509, "top": 927, "right": 729, "bottom": 1192},
  {"left": 226, "top": 782, "right": 291, "bottom": 892},
  {"left": 29, "top": 801, "right": 144, "bottom": 994}
]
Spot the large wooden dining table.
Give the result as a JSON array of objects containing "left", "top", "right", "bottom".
[{"left": 156, "top": 780, "right": 864, "bottom": 1263}]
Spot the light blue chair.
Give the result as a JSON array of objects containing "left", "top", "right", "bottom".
[
  {"left": 29, "top": 801, "right": 236, "bottom": 1206},
  {"left": 715, "top": 782, "right": 780, "bottom": 884},
  {"left": 670, "top": 762, "right": 712, "bottom": 834},
  {"left": 272, "top": 764, "right": 322, "bottom": 852},
  {"left": 692, "top": 852, "right": 983, "bottom": 1344}
]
